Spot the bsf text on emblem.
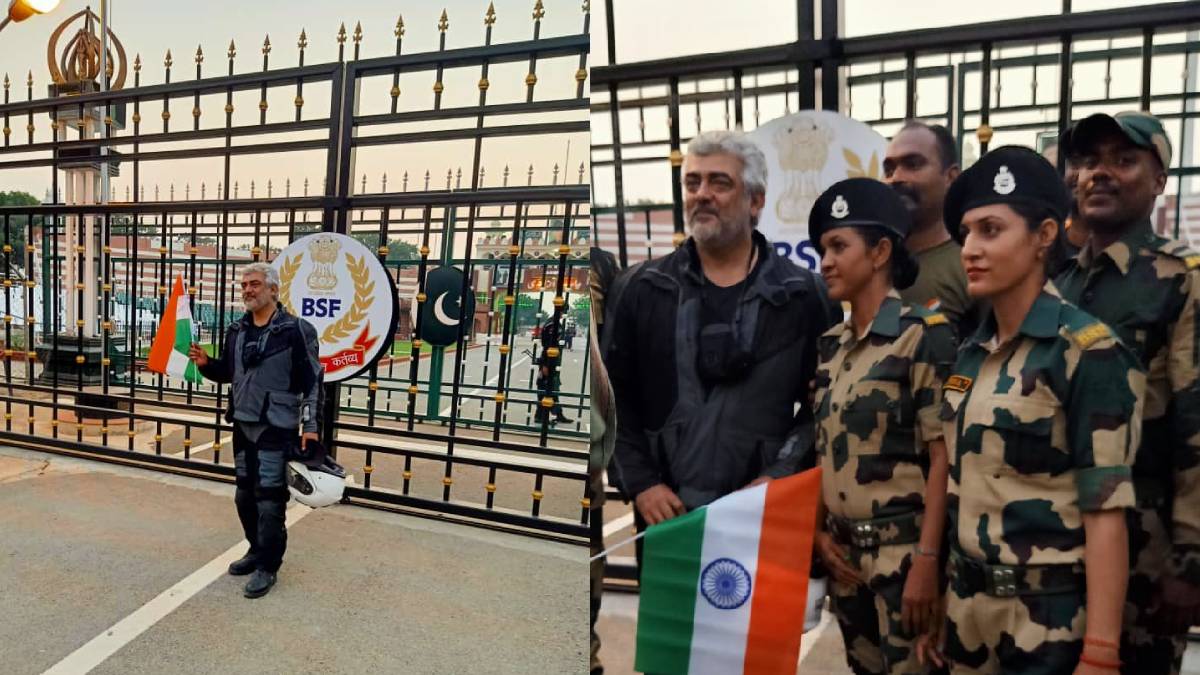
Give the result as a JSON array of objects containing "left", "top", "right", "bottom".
[
  {"left": 831, "top": 195, "right": 850, "bottom": 219},
  {"left": 993, "top": 165, "right": 1016, "bottom": 195}
]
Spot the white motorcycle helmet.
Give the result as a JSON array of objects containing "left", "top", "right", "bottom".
[{"left": 287, "top": 457, "right": 346, "bottom": 508}]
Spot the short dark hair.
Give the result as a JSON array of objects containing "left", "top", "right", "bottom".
[{"left": 900, "top": 121, "right": 959, "bottom": 170}]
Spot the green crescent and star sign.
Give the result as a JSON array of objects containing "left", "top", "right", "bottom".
[{"left": 418, "top": 266, "right": 475, "bottom": 347}]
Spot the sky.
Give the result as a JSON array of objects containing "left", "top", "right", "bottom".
[
  {"left": 592, "top": 0, "right": 1167, "bottom": 65},
  {"left": 0, "top": 0, "right": 592, "bottom": 202}
]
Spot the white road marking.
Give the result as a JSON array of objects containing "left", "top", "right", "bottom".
[
  {"left": 42, "top": 503, "right": 314, "bottom": 675},
  {"left": 602, "top": 512, "right": 634, "bottom": 539},
  {"left": 439, "top": 353, "right": 531, "bottom": 417},
  {"left": 171, "top": 441, "right": 214, "bottom": 458}
]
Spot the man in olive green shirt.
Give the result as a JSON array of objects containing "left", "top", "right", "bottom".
[{"left": 884, "top": 121, "right": 979, "bottom": 336}]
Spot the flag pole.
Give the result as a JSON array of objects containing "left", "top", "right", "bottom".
[{"left": 588, "top": 530, "right": 645, "bottom": 563}]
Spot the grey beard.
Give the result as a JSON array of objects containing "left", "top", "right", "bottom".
[
  {"left": 244, "top": 296, "right": 274, "bottom": 313},
  {"left": 690, "top": 216, "right": 750, "bottom": 249}
]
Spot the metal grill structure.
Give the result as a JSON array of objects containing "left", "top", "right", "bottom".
[
  {"left": 592, "top": 1, "right": 1200, "bottom": 267},
  {"left": 0, "top": 3, "right": 592, "bottom": 544}
]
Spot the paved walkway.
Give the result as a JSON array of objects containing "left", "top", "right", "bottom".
[{"left": 0, "top": 446, "right": 586, "bottom": 674}]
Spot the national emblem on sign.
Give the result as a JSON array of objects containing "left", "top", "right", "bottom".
[
  {"left": 993, "top": 165, "right": 1016, "bottom": 195},
  {"left": 306, "top": 236, "right": 341, "bottom": 292}
]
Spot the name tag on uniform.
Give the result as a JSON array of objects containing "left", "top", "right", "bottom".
[{"left": 944, "top": 375, "right": 972, "bottom": 393}]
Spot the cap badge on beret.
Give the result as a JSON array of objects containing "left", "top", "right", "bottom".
[
  {"left": 993, "top": 166, "right": 1016, "bottom": 195},
  {"left": 831, "top": 195, "right": 849, "bottom": 219}
]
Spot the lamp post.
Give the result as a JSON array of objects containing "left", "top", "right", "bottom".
[{"left": 0, "top": 0, "right": 61, "bottom": 33}]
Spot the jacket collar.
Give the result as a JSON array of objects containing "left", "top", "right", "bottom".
[
  {"left": 239, "top": 303, "right": 291, "bottom": 331},
  {"left": 672, "top": 230, "right": 798, "bottom": 307}
]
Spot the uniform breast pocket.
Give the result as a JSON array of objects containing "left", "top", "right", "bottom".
[
  {"left": 842, "top": 379, "right": 914, "bottom": 455},
  {"left": 988, "top": 398, "right": 1070, "bottom": 476}
]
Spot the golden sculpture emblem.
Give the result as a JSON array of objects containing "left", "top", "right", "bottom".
[
  {"left": 46, "top": 8, "right": 128, "bottom": 93},
  {"left": 306, "top": 236, "right": 341, "bottom": 293}
]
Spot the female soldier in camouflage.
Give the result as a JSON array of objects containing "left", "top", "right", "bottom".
[
  {"left": 921, "top": 146, "right": 1143, "bottom": 675},
  {"left": 809, "top": 177, "right": 958, "bottom": 675}
]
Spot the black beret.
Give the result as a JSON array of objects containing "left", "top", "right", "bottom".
[
  {"left": 943, "top": 145, "right": 1069, "bottom": 244},
  {"left": 809, "top": 177, "right": 912, "bottom": 255}
]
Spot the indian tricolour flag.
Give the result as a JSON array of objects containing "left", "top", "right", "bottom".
[
  {"left": 147, "top": 275, "right": 202, "bottom": 384},
  {"left": 635, "top": 468, "right": 821, "bottom": 675}
]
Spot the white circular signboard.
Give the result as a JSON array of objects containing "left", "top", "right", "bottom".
[
  {"left": 273, "top": 233, "right": 398, "bottom": 383},
  {"left": 748, "top": 110, "right": 889, "bottom": 270}
]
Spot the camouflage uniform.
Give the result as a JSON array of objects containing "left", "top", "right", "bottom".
[
  {"left": 1056, "top": 219, "right": 1200, "bottom": 675},
  {"left": 940, "top": 284, "right": 1144, "bottom": 674},
  {"left": 816, "top": 291, "right": 957, "bottom": 675}
]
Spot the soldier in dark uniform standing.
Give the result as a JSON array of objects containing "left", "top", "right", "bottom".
[
  {"left": 923, "top": 147, "right": 1144, "bottom": 674},
  {"left": 1055, "top": 111, "right": 1200, "bottom": 675},
  {"left": 534, "top": 316, "right": 572, "bottom": 425},
  {"left": 809, "top": 178, "right": 957, "bottom": 675}
]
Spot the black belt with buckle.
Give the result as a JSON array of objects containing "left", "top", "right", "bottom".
[
  {"left": 949, "top": 548, "right": 1084, "bottom": 598},
  {"left": 827, "top": 510, "right": 923, "bottom": 550}
]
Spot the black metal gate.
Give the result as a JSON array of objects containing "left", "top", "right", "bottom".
[
  {"left": 592, "top": 1, "right": 1200, "bottom": 267},
  {"left": 0, "top": 3, "right": 592, "bottom": 544}
]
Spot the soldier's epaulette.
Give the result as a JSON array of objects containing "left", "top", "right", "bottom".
[
  {"left": 921, "top": 313, "right": 949, "bottom": 327},
  {"left": 1068, "top": 322, "right": 1111, "bottom": 349},
  {"left": 900, "top": 304, "right": 947, "bottom": 327},
  {"left": 1155, "top": 240, "right": 1200, "bottom": 270}
]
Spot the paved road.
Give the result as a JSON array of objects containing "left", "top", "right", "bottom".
[{"left": 0, "top": 445, "right": 587, "bottom": 675}]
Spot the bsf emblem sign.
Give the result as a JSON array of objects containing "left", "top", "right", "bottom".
[
  {"left": 748, "top": 110, "right": 888, "bottom": 270},
  {"left": 273, "top": 233, "right": 398, "bottom": 383}
]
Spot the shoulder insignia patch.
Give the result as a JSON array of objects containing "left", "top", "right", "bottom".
[
  {"left": 922, "top": 313, "right": 948, "bottom": 327},
  {"left": 1185, "top": 255, "right": 1200, "bottom": 270},
  {"left": 1070, "top": 322, "right": 1111, "bottom": 349},
  {"left": 944, "top": 375, "right": 972, "bottom": 393}
]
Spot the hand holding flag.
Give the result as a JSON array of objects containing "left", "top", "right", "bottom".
[
  {"left": 187, "top": 343, "right": 208, "bottom": 367},
  {"left": 147, "top": 275, "right": 204, "bottom": 384}
]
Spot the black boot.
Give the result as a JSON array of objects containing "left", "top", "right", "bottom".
[
  {"left": 244, "top": 570, "right": 277, "bottom": 598},
  {"left": 228, "top": 552, "right": 258, "bottom": 576}
]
